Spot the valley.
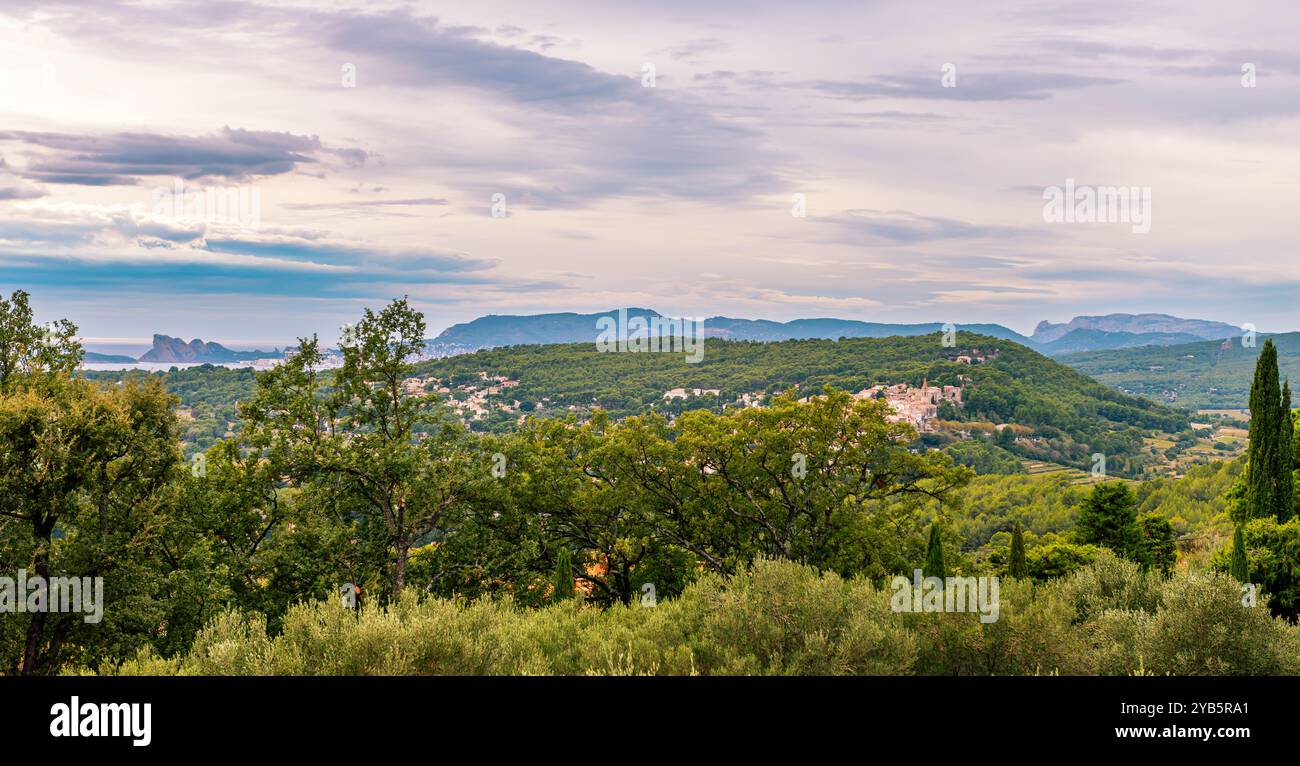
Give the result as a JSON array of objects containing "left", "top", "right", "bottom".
[{"left": 1061, "top": 332, "right": 1300, "bottom": 410}]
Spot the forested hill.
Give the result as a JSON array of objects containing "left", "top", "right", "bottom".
[
  {"left": 414, "top": 333, "right": 1188, "bottom": 465},
  {"left": 1060, "top": 332, "right": 1300, "bottom": 410}
]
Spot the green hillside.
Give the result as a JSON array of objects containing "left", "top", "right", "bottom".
[
  {"left": 1060, "top": 332, "right": 1300, "bottom": 410},
  {"left": 414, "top": 333, "right": 1188, "bottom": 475}
]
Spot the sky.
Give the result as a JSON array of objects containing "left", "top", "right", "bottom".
[{"left": 1, "top": 0, "right": 1299, "bottom": 348}]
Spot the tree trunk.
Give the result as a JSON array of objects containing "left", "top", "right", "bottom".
[
  {"left": 614, "top": 559, "right": 632, "bottom": 606},
  {"left": 392, "top": 539, "right": 409, "bottom": 598},
  {"left": 20, "top": 529, "right": 52, "bottom": 675}
]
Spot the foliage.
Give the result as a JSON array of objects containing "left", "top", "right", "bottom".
[
  {"left": 0, "top": 291, "right": 189, "bottom": 673},
  {"left": 1139, "top": 512, "right": 1177, "bottom": 576},
  {"left": 0, "top": 289, "right": 81, "bottom": 393},
  {"left": 551, "top": 547, "right": 574, "bottom": 602},
  {"left": 78, "top": 365, "right": 259, "bottom": 456},
  {"left": 1230, "top": 525, "right": 1249, "bottom": 584},
  {"left": 239, "top": 298, "right": 479, "bottom": 599},
  {"left": 923, "top": 524, "right": 946, "bottom": 578},
  {"left": 1008, "top": 523, "right": 1028, "bottom": 579},
  {"left": 1211, "top": 517, "right": 1300, "bottom": 620},
  {"left": 1074, "top": 483, "right": 1148, "bottom": 566},
  {"left": 109, "top": 556, "right": 1300, "bottom": 677},
  {"left": 944, "top": 440, "right": 1025, "bottom": 475},
  {"left": 1026, "top": 542, "right": 1099, "bottom": 581}
]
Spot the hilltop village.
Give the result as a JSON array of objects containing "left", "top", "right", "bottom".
[{"left": 852, "top": 380, "right": 965, "bottom": 433}]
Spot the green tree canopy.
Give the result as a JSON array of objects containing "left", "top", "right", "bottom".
[{"left": 1075, "top": 482, "right": 1147, "bottom": 566}]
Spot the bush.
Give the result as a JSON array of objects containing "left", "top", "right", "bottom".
[
  {"left": 110, "top": 557, "right": 1300, "bottom": 676},
  {"left": 683, "top": 559, "right": 915, "bottom": 675},
  {"left": 1028, "top": 541, "right": 1100, "bottom": 580},
  {"left": 1090, "top": 573, "right": 1300, "bottom": 675},
  {"left": 1051, "top": 551, "right": 1163, "bottom": 623}
]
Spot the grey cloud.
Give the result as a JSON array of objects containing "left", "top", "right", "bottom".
[
  {"left": 985, "top": 39, "right": 1300, "bottom": 78},
  {"left": 0, "top": 185, "right": 47, "bottom": 200},
  {"left": 201, "top": 234, "right": 497, "bottom": 275},
  {"left": 0, "top": 127, "right": 367, "bottom": 185},
  {"left": 658, "top": 37, "right": 729, "bottom": 61},
  {"left": 800, "top": 71, "right": 1123, "bottom": 102},
  {"left": 784, "top": 111, "right": 948, "bottom": 130},
  {"left": 1013, "top": 39, "right": 1203, "bottom": 63},
  {"left": 320, "top": 15, "right": 786, "bottom": 205},
  {"left": 281, "top": 197, "right": 450, "bottom": 210},
  {"left": 812, "top": 209, "right": 1030, "bottom": 245},
  {"left": 0, "top": 207, "right": 494, "bottom": 280},
  {"left": 0, "top": 157, "right": 46, "bottom": 198},
  {"left": 6, "top": 5, "right": 787, "bottom": 206},
  {"left": 309, "top": 10, "right": 635, "bottom": 108}
]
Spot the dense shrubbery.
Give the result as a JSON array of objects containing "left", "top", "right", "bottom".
[
  {"left": 109, "top": 556, "right": 1300, "bottom": 676},
  {"left": 1209, "top": 517, "right": 1300, "bottom": 621}
]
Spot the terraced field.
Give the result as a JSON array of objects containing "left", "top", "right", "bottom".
[{"left": 1021, "top": 460, "right": 1124, "bottom": 485}]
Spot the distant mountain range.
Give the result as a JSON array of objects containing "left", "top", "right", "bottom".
[
  {"left": 135, "top": 334, "right": 281, "bottom": 364},
  {"left": 431, "top": 309, "right": 1256, "bottom": 356},
  {"left": 1032, "top": 329, "right": 1209, "bottom": 356},
  {"left": 80, "top": 311, "right": 1264, "bottom": 367},
  {"left": 432, "top": 308, "right": 1036, "bottom": 349},
  {"left": 1030, "top": 314, "right": 1241, "bottom": 345}
]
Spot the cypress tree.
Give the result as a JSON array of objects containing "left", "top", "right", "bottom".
[
  {"left": 1230, "top": 525, "right": 1249, "bottom": 583},
  {"left": 1246, "top": 340, "right": 1283, "bottom": 519},
  {"left": 1293, "top": 406, "right": 1300, "bottom": 520},
  {"left": 552, "top": 548, "right": 574, "bottom": 601},
  {"left": 1008, "top": 522, "right": 1029, "bottom": 579},
  {"left": 923, "top": 523, "right": 946, "bottom": 579},
  {"left": 1280, "top": 380, "right": 1294, "bottom": 521},
  {"left": 1293, "top": 408, "right": 1300, "bottom": 468}
]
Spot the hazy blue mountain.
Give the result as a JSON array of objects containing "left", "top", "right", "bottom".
[
  {"left": 432, "top": 308, "right": 1256, "bottom": 357},
  {"left": 703, "top": 316, "right": 1034, "bottom": 344},
  {"left": 1031, "top": 313, "right": 1241, "bottom": 344},
  {"left": 430, "top": 308, "right": 1035, "bottom": 349},
  {"left": 1035, "top": 328, "right": 1207, "bottom": 356},
  {"left": 83, "top": 351, "right": 139, "bottom": 364},
  {"left": 434, "top": 309, "right": 663, "bottom": 347}
]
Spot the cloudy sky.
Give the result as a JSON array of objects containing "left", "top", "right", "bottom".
[{"left": 1, "top": 0, "right": 1298, "bottom": 348}]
